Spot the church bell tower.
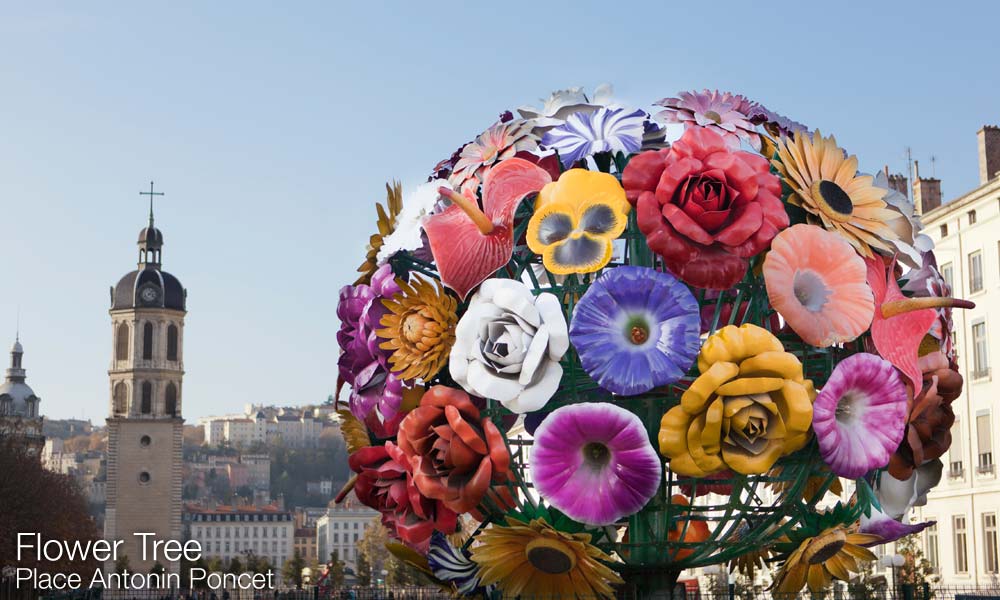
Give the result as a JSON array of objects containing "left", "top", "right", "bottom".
[{"left": 104, "top": 183, "right": 186, "bottom": 575}]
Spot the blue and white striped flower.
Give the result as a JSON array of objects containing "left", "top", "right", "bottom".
[
  {"left": 427, "top": 531, "right": 485, "bottom": 596},
  {"left": 542, "top": 107, "right": 646, "bottom": 168}
]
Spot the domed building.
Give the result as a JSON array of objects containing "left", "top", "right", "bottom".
[
  {"left": 104, "top": 189, "right": 187, "bottom": 576},
  {"left": 0, "top": 336, "right": 45, "bottom": 455}
]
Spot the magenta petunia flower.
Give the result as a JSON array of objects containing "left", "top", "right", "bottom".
[
  {"left": 859, "top": 506, "right": 934, "bottom": 546},
  {"left": 530, "top": 402, "right": 662, "bottom": 526},
  {"left": 812, "top": 353, "right": 909, "bottom": 478}
]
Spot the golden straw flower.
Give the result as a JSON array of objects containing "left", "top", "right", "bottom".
[
  {"left": 377, "top": 275, "right": 458, "bottom": 381},
  {"left": 471, "top": 517, "right": 623, "bottom": 599},
  {"left": 773, "top": 130, "right": 901, "bottom": 257},
  {"left": 771, "top": 526, "right": 879, "bottom": 594},
  {"left": 355, "top": 181, "right": 403, "bottom": 285}
]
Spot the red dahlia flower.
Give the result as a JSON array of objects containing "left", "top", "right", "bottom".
[
  {"left": 622, "top": 126, "right": 786, "bottom": 289},
  {"left": 348, "top": 443, "right": 458, "bottom": 549}
]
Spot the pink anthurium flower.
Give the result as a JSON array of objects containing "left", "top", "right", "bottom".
[
  {"left": 423, "top": 158, "right": 552, "bottom": 300},
  {"left": 865, "top": 256, "right": 973, "bottom": 392}
]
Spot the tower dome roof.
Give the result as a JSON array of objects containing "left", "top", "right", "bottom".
[
  {"left": 0, "top": 337, "right": 38, "bottom": 417},
  {"left": 112, "top": 267, "right": 186, "bottom": 311},
  {"left": 138, "top": 225, "right": 163, "bottom": 248}
]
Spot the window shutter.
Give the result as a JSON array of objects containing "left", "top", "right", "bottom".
[{"left": 979, "top": 414, "right": 993, "bottom": 454}]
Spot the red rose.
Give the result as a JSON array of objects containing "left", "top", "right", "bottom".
[
  {"left": 622, "top": 126, "right": 786, "bottom": 289},
  {"left": 348, "top": 443, "right": 457, "bottom": 549},
  {"left": 397, "top": 385, "right": 512, "bottom": 514}
]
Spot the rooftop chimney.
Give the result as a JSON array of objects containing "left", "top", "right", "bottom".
[
  {"left": 978, "top": 125, "right": 1000, "bottom": 185},
  {"left": 912, "top": 160, "right": 942, "bottom": 214},
  {"left": 883, "top": 165, "right": 909, "bottom": 198}
]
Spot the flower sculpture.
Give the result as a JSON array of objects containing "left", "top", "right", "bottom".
[
  {"left": 377, "top": 274, "right": 458, "bottom": 381},
  {"left": 348, "top": 443, "right": 458, "bottom": 548},
  {"left": 450, "top": 279, "right": 569, "bottom": 413},
  {"left": 531, "top": 403, "right": 662, "bottom": 526},
  {"left": 425, "top": 157, "right": 552, "bottom": 300},
  {"left": 811, "top": 353, "right": 908, "bottom": 478},
  {"left": 471, "top": 517, "right": 624, "bottom": 599},
  {"left": 335, "top": 84, "right": 973, "bottom": 597},
  {"left": 773, "top": 130, "right": 901, "bottom": 258},
  {"left": 622, "top": 126, "right": 786, "bottom": 289},
  {"left": 397, "top": 386, "right": 513, "bottom": 514},
  {"left": 542, "top": 106, "right": 646, "bottom": 167},
  {"left": 526, "top": 168, "right": 630, "bottom": 275},
  {"left": 763, "top": 224, "right": 874, "bottom": 347},
  {"left": 659, "top": 324, "right": 814, "bottom": 476},
  {"left": 569, "top": 266, "right": 700, "bottom": 395}
]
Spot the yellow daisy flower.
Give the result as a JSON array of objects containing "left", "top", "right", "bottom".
[
  {"left": 471, "top": 517, "right": 623, "bottom": 599},
  {"left": 377, "top": 275, "right": 458, "bottom": 381},
  {"left": 527, "top": 169, "right": 630, "bottom": 275},
  {"left": 771, "top": 526, "right": 879, "bottom": 594},
  {"left": 773, "top": 130, "right": 901, "bottom": 257}
]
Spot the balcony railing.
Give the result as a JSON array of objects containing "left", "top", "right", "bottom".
[
  {"left": 979, "top": 453, "right": 995, "bottom": 474},
  {"left": 949, "top": 461, "right": 965, "bottom": 478},
  {"left": 973, "top": 367, "right": 992, "bottom": 380}
]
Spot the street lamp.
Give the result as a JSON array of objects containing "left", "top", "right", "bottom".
[{"left": 878, "top": 553, "right": 905, "bottom": 599}]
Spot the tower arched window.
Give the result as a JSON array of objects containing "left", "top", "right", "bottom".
[
  {"left": 165, "top": 382, "right": 177, "bottom": 417},
  {"left": 113, "top": 382, "right": 128, "bottom": 415},
  {"left": 143, "top": 322, "right": 154, "bottom": 360},
  {"left": 0, "top": 395, "right": 10, "bottom": 415},
  {"left": 141, "top": 382, "right": 152, "bottom": 414},
  {"left": 116, "top": 323, "right": 130, "bottom": 361},
  {"left": 167, "top": 325, "right": 178, "bottom": 361}
]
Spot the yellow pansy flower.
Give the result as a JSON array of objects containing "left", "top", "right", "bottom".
[{"left": 526, "top": 169, "right": 630, "bottom": 275}]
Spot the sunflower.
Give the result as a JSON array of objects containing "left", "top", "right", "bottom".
[
  {"left": 773, "top": 130, "right": 901, "bottom": 257},
  {"left": 771, "top": 526, "right": 879, "bottom": 594},
  {"left": 471, "top": 517, "right": 623, "bottom": 599},
  {"left": 355, "top": 181, "right": 403, "bottom": 285},
  {"left": 377, "top": 275, "right": 458, "bottom": 381}
]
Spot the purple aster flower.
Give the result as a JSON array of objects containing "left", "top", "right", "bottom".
[
  {"left": 569, "top": 266, "right": 700, "bottom": 396},
  {"left": 859, "top": 506, "right": 935, "bottom": 546},
  {"left": 655, "top": 89, "right": 761, "bottom": 150},
  {"left": 744, "top": 102, "right": 809, "bottom": 138},
  {"left": 812, "top": 353, "right": 909, "bottom": 478},
  {"left": 531, "top": 402, "right": 662, "bottom": 526},
  {"left": 336, "top": 265, "right": 406, "bottom": 422},
  {"left": 427, "top": 531, "right": 487, "bottom": 596},
  {"left": 542, "top": 107, "right": 646, "bottom": 167}
]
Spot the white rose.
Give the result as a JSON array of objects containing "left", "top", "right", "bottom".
[{"left": 449, "top": 279, "right": 569, "bottom": 413}]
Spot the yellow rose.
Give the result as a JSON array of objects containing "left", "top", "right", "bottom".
[{"left": 659, "top": 324, "right": 815, "bottom": 476}]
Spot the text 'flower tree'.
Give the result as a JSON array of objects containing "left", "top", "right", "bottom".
[{"left": 335, "top": 85, "right": 975, "bottom": 598}]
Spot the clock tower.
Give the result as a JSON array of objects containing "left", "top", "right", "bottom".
[{"left": 104, "top": 184, "right": 186, "bottom": 575}]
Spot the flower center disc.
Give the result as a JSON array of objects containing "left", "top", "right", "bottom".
[
  {"left": 703, "top": 110, "right": 723, "bottom": 125},
  {"left": 792, "top": 269, "right": 831, "bottom": 313},
  {"left": 624, "top": 316, "right": 651, "bottom": 345},
  {"left": 582, "top": 441, "right": 611, "bottom": 469},
  {"left": 402, "top": 313, "right": 427, "bottom": 343},
  {"left": 804, "top": 529, "right": 847, "bottom": 565},
  {"left": 525, "top": 538, "right": 577, "bottom": 575},
  {"left": 813, "top": 180, "right": 854, "bottom": 220}
]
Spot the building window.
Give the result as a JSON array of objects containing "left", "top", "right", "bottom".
[
  {"left": 986, "top": 514, "right": 999, "bottom": 574},
  {"left": 142, "top": 322, "right": 154, "bottom": 360},
  {"left": 926, "top": 523, "right": 939, "bottom": 571},
  {"left": 954, "top": 515, "right": 969, "bottom": 573},
  {"left": 167, "top": 325, "right": 178, "bottom": 361},
  {"left": 113, "top": 382, "right": 128, "bottom": 415},
  {"left": 116, "top": 323, "right": 130, "bottom": 361},
  {"left": 978, "top": 413, "right": 994, "bottom": 474},
  {"left": 970, "top": 251, "right": 984, "bottom": 293},
  {"left": 973, "top": 321, "right": 990, "bottom": 379},
  {"left": 165, "top": 383, "right": 178, "bottom": 417},
  {"left": 941, "top": 262, "right": 954, "bottom": 291},
  {"left": 941, "top": 224, "right": 949, "bottom": 238},
  {"left": 950, "top": 419, "right": 964, "bottom": 478},
  {"left": 969, "top": 210, "right": 978, "bottom": 225},
  {"left": 141, "top": 382, "right": 152, "bottom": 414}
]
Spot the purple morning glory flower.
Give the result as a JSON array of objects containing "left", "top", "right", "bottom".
[
  {"left": 542, "top": 107, "right": 646, "bottom": 167},
  {"left": 336, "top": 265, "right": 405, "bottom": 422},
  {"left": 812, "top": 353, "right": 909, "bottom": 478},
  {"left": 569, "top": 266, "right": 700, "bottom": 396},
  {"left": 859, "top": 506, "right": 935, "bottom": 546},
  {"left": 531, "top": 402, "right": 662, "bottom": 526}
]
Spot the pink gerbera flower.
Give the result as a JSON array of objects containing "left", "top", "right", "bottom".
[
  {"left": 813, "top": 353, "right": 908, "bottom": 478},
  {"left": 654, "top": 89, "right": 760, "bottom": 150}
]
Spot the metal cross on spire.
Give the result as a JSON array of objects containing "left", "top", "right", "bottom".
[{"left": 139, "top": 181, "right": 165, "bottom": 226}]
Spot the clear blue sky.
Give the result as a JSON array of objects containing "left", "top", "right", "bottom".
[{"left": 1, "top": 1, "right": 998, "bottom": 424}]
